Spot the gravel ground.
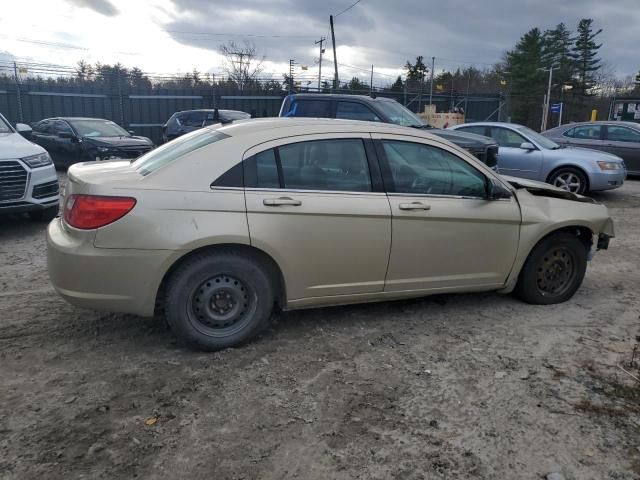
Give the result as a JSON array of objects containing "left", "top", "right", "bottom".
[{"left": 1, "top": 179, "right": 639, "bottom": 480}]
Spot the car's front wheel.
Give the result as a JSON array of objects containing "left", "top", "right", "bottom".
[
  {"left": 548, "top": 167, "right": 588, "bottom": 194},
  {"left": 165, "top": 250, "right": 275, "bottom": 351},
  {"left": 514, "top": 232, "right": 588, "bottom": 305}
]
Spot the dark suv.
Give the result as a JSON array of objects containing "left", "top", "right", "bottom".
[
  {"left": 279, "top": 94, "right": 498, "bottom": 167},
  {"left": 162, "top": 109, "right": 251, "bottom": 143}
]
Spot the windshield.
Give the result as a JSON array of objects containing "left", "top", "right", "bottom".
[
  {"left": 517, "top": 126, "right": 560, "bottom": 149},
  {"left": 0, "top": 115, "right": 12, "bottom": 133},
  {"left": 70, "top": 119, "right": 129, "bottom": 138},
  {"left": 133, "top": 128, "right": 229, "bottom": 175},
  {"left": 375, "top": 100, "right": 425, "bottom": 127}
]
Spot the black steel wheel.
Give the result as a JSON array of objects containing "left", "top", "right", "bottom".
[
  {"left": 165, "top": 250, "right": 275, "bottom": 351},
  {"left": 514, "top": 232, "right": 588, "bottom": 305}
]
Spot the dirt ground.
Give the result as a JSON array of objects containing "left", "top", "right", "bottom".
[{"left": 1, "top": 179, "right": 640, "bottom": 480}]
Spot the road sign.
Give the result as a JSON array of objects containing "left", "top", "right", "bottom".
[{"left": 550, "top": 103, "right": 562, "bottom": 113}]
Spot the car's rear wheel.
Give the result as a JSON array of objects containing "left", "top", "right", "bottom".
[
  {"left": 28, "top": 206, "right": 58, "bottom": 222},
  {"left": 514, "top": 232, "right": 588, "bottom": 305},
  {"left": 165, "top": 251, "right": 275, "bottom": 351},
  {"left": 548, "top": 167, "right": 588, "bottom": 194}
]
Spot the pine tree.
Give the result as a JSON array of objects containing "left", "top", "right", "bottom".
[
  {"left": 570, "top": 18, "right": 602, "bottom": 96},
  {"left": 543, "top": 23, "right": 575, "bottom": 94},
  {"left": 505, "top": 28, "right": 546, "bottom": 127}
]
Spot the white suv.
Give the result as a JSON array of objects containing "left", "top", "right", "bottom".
[{"left": 0, "top": 113, "right": 59, "bottom": 220}]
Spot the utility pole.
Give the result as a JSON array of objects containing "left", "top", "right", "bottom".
[
  {"left": 370, "top": 65, "right": 373, "bottom": 96},
  {"left": 315, "top": 37, "right": 326, "bottom": 92},
  {"left": 464, "top": 68, "right": 471, "bottom": 119},
  {"left": 289, "top": 59, "right": 295, "bottom": 93},
  {"left": 330, "top": 15, "right": 338, "bottom": 92},
  {"left": 540, "top": 66, "right": 559, "bottom": 131},
  {"left": 429, "top": 56, "right": 435, "bottom": 106},
  {"left": 13, "top": 62, "right": 23, "bottom": 122}
]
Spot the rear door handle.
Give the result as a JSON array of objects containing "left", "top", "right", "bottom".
[
  {"left": 399, "top": 202, "right": 431, "bottom": 210},
  {"left": 263, "top": 197, "right": 302, "bottom": 207}
]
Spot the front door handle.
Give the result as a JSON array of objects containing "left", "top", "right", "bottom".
[
  {"left": 399, "top": 202, "right": 431, "bottom": 211},
  {"left": 263, "top": 197, "right": 302, "bottom": 207}
]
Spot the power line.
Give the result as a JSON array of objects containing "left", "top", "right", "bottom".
[{"left": 334, "top": 0, "right": 364, "bottom": 17}]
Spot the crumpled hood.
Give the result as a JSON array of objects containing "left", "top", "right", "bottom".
[
  {"left": 419, "top": 127, "right": 497, "bottom": 149},
  {"left": 500, "top": 175, "right": 596, "bottom": 204},
  {"left": 0, "top": 132, "right": 47, "bottom": 159}
]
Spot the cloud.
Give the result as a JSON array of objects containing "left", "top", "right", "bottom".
[
  {"left": 162, "top": 0, "right": 640, "bottom": 78},
  {"left": 66, "top": 0, "right": 119, "bottom": 17}
]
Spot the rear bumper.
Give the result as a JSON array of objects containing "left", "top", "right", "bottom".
[
  {"left": 588, "top": 169, "right": 626, "bottom": 191},
  {"left": 47, "top": 218, "right": 173, "bottom": 317}
]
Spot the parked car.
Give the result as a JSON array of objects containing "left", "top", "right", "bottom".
[
  {"left": 451, "top": 122, "right": 626, "bottom": 194},
  {"left": 31, "top": 117, "right": 154, "bottom": 168},
  {"left": 542, "top": 121, "right": 640, "bottom": 175},
  {"left": 0, "top": 113, "right": 59, "bottom": 220},
  {"left": 162, "top": 109, "right": 251, "bottom": 143},
  {"left": 48, "top": 118, "right": 614, "bottom": 351},
  {"left": 279, "top": 94, "right": 499, "bottom": 168}
]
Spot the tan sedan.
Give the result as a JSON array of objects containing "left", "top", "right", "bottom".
[{"left": 47, "top": 118, "right": 614, "bottom": 350}]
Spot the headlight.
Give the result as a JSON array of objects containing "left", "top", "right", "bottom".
[
  {"left": 22, "top": 152, "right": 52, "bottom": 168},
  {"left": 597, "top": 161, "right": 622, "bottom": 171}
]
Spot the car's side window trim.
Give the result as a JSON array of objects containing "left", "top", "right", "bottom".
[
  {"left": 373, "top": 138, "right": 489, "bottom": 200},
  {"left": 273, "top": 147, "right": 285, "bottom": 189}
]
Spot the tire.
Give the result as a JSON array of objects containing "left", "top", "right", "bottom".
[
  {"left": 28, "top": 206, "right": 59, "bottom": 222},
  {"left": 165, "top": 251, "right": 275, "bottom": 351},
  {"left": 514, "top": 232, "right": 588, "bottom": 305},
  {"left": 548, "top": 167, "right": 588, "bottom": 194}
]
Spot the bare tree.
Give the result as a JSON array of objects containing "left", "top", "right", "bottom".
[{"left": 219, "top": 40, "right": 265, "bottom": 91}]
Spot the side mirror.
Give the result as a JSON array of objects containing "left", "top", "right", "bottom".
[
  {"left": 128, "top": 130, "right": 136, "bottom": 135},
  {"left": 16, "top": 123, "right": 32, "bottom": 139},
  {"left": 487, "top": 180, "right": 512, "bottom": 200},
  {"left": 520, "top": 142, "right": 536, "bottom": 150}
]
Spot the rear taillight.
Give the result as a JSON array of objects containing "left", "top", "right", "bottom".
[{"left": 63, "top": 194, "right": 136, "bottom": 230}]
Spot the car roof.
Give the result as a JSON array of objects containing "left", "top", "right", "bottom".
[
  {"left": 550, "top": 120, "right": 640, "bottom": 129},
  {"left": 215, "top": 117, "right": 443, "bottom": 140},
  {"left": 41, "top": 117, "right": 115, "bottom": 122},
  {"left": 173, "top": 109, "right": 248, "bottom": 114},
  {"left": 287, "top": 93, "right": 395, "bottom": 102},
  {"left": 454, "top": 122, "right": 524, "bottom": 129}
]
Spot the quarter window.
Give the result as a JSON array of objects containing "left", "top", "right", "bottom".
[
  {"left": 382, "top": 140, "right": 487, "bottom": 198},
  {"left": 336, "top": 102, "right": 381, "bottom": 122},
  {"left": 457, "top": 125, "right": 487, "bottom": 136},
  {"left": 607, "top": 125, "right": 640, "bottom": 143}
]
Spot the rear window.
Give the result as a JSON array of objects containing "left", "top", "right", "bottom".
[
  {"left": 134, "top": 129, "right": 229, "bottom": 175},
  {"left": 284, "top": 99, "right": 331, "bottom": 118}
]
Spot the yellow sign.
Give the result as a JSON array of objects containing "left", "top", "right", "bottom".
[
  {"left": 500, "top": 79, "right": 507, "bottom": 86},
  {"left": 436, "top": 84, "right": 443, "bottom": 91}
]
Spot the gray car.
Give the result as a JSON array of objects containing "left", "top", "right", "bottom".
[
  {"left": 542, "top": 121, "right": 640, "bottom": 176},
  {"left": 451, "top": 122, "right": 626, "bottom": 194}
]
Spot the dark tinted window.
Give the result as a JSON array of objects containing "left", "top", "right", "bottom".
[
  {"left": 211, "top": 162, "right": 243, "bottom": 188},
  {"left": 178, "top": 111, "right": 206, "bottom": 127},
  {"left": 278, "top": 139, "right": 371, "bottom": 191},
  {"left": 571, "top": 125, "right": 601, "bottom": 140},
  {"left": 336, "top": 102, "right": 381, "bottom": 122},
  {"left": 457, "top": 125, "right": 487, "bottom": 136},
  {"left": 54, "top": 120, "right": 73, "bottom": 135},
  {"left": 288, "top": 100, "right": 331, "bottom": 118},
  {"left": 490, "top": 127, "right": 527, "bottom": 148},
  {"left": 607, "top": 125, "right": 640, "bottom": 143},
  {"left": 382, "top": 140, "right": 486, "bottom": 197},
  {"left": 34, "top": 120, "right": 53, "bottom": 134}
]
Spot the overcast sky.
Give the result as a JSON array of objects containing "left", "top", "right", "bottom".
[{"left": 1, "top": 0, "right": 638, "bottom": 86}]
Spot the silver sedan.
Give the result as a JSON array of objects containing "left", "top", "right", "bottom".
[{"left": 451, "top": 122, "right": 626, "bottom": 194}]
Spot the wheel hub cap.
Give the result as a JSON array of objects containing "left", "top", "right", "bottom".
[{"left": 536, "top": 248, "right": 575, "bottom": 296}]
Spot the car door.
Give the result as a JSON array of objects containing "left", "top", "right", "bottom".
[
  {"left": 243, "top": 134, "right": 392, "bottom": 300},
  {"left": 31, "top": 120, "right": 54, "bottom": 152},
  {"left": 52, "top": 120, "right": 82, "bottom": 166},
  {"left": 604, "top": 124, "right": 640, "bottom": 174},
  {"left": 372, "top": 133, "right": 521, "bottom": 292},
  {"left": 489, "top": 126, "right": 543, "bottom": 180},
  {"left": 563, "top": 124, "right": 606, "bottom": 151}
]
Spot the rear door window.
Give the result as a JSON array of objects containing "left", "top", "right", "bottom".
[
  {"left": 571, "top": 125, "right": 602, "bottom": 140},
  {"left": 336, "top": 102, "right": 381, "bottom": 122},
  {"left": 456, "top": 125, "right": 487, "bottom": 136},
  {"left": 289, "top": 100, "right": 331, "bottom": 118}
]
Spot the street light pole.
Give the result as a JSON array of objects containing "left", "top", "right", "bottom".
[{"left": 541, "top": 66, "right": 559, "bottom": 131}]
